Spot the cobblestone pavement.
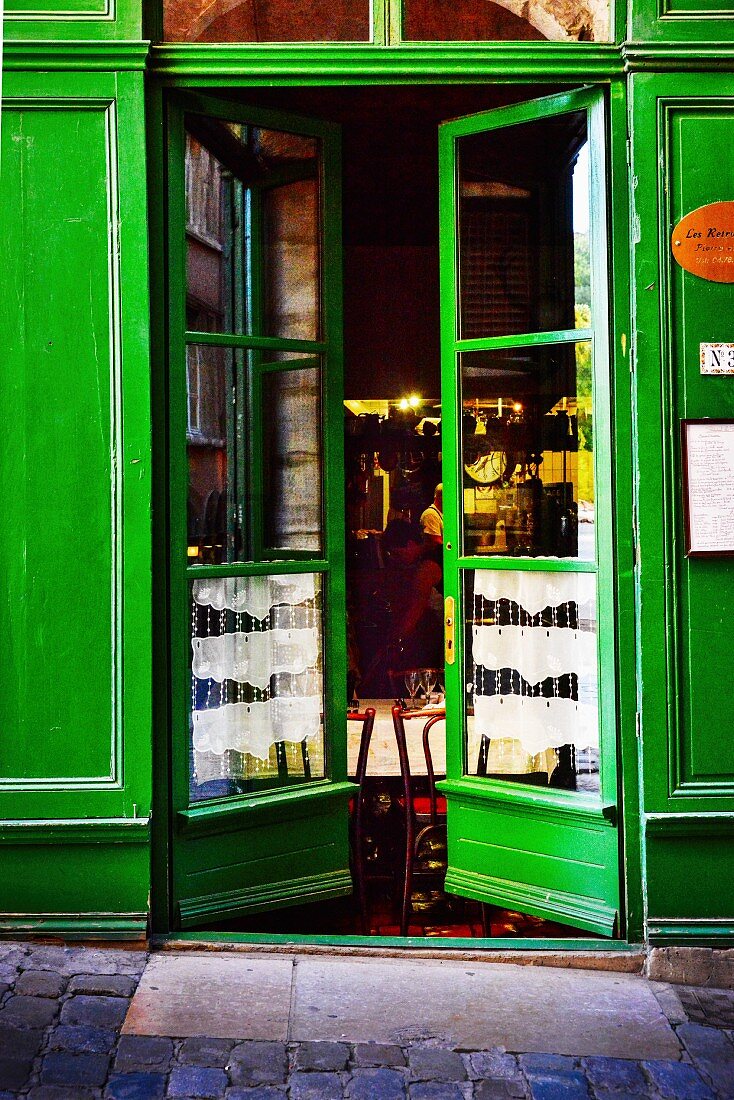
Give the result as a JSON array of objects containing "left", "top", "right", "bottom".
[{"left": 1, "top": 942, "right": 734, "bottom": 1099}]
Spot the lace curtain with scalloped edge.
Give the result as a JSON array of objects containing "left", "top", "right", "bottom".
[
  {"left": 190, "top": 574, "right": 324, "bottom": 794},
  {"left": 471, "top": 569, "right": 599, "bottom": 759}
]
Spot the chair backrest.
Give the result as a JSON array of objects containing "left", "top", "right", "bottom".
[
  {"left": 348, "top": 707, "right": 376, "bottom": 787},
  {"left": 421, "top": 713, "right": 445, "bottom": 825},
  {"left": 391, "top": 705, "right": 446, "bottom": 826}
]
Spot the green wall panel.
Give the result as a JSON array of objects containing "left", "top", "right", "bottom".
[
  {"left": 669, "top": 106, "right": 734, "bottom": 796},
  {"left": 631, "top": 73, "right": 734, "bottom": 944},
  {"left": 0, "top": 834, "right": 150, "bottom": 936},
  {"left": 645, "top": 836, "right": 734, "bottom": 942},
  {"left": 1, "top": 103, "right": 118, "bottom": 785},
  {"left": 631, "top": 0, "right": 734, "bottom": 43},
  {"left": 0, "top": 71, "right": 153, "bottom": 933},
  {"left": 2, "top": 0, "right": 142, "bottom": 47}
]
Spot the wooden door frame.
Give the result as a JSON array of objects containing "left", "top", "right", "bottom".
[{"left": 147, "top": 68, "right": 641, "bottom": 945}]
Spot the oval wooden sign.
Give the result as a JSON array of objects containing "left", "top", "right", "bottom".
[{"left": 672, "top": 201, "right": 734, "bottom": 283}]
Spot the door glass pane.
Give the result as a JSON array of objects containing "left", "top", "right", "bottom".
[
  {"left": 187, "top": 344, "right": 246, "bottom": 564},
  {"left": 262, "top": 365, "right": 323, "bottom": 553},
  {"left": 189, "top": 573, "right": 325, "bottom": 803},
  {"left": 461, "top": 342, "right": 594, "bottom": 560},
  {"left": 464, "top": 569, "right": 599, "bottom": 795},
  {"left": 185, "top": 118, "right": 321, "bottom": 339},
  {"left": 458, "top": 112, "right": 591, "bottom": 339},
  {"left": 165, "top": 0, "right": 372, "bottom": 43}
]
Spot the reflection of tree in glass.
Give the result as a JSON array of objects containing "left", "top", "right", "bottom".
[
  {"left": 575, "top": 317, "right": 594, "bottom": 506},
  {"left": 574, "top": 232, "right": 591, "bottom": 309}
]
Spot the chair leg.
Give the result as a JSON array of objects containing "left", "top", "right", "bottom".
[
  {"left": 353, "top": 789, "right": 369, "bottom": 934},
  {"left": 401, "top": 808, "right": 415, "bottom": 937},
  {"left": 392, "top": 706, "right": 415, "bottom": 937},
  {"left": 352, "top": 709, "right": 375, "bottom": 935}
]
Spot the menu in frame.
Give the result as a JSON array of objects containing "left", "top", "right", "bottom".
[{"left": 681, "top": 419, "right": 734, "bottom": 557}]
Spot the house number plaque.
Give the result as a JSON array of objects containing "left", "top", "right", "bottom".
[
  {"left": 681, "top": 419, "right": 734, "bottom": 557},
  {"left": 672, "top": 202, "right": 734, "bottom": 283}
]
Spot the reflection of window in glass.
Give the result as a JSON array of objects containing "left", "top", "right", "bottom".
[
  {"left": 186, "top": 345, "right": 244, "bottom": 566},
  {"left": 165, "top": 0, "right": 371, "bottom": 43},
  {"left": 186, "top": 343, "right": 227, "bottom": 442},
  {"left": 458, "top": 112, "right": 591, "bottom": 339},
  {"left": 404, "top": 0, "right": 609, "bottom": 42},
  {"left": 189, "top": 573, "right": 325, "bottom": 802},
  {"left": 185, "top": 118, "right": 321, "bottom": 340},
  {"left": 461, "top": 343, "right": 594, "bottom": 561},
  {"left": 463, "top": 569, "right": 599, "bottom": 795},
  {"left": 185, "top": 131, "right": 240, "bottom": 335}
]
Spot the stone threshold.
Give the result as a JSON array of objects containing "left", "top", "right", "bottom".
[{"left": 155, "top": 936, "right": 646, "bottom": 973}]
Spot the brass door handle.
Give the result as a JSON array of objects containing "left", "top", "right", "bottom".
[{"left": 445, "top": 596, "right": 455, "bottom": 665}]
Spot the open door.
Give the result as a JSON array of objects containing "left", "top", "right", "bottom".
[
  {"left": 167, "top": 95, "right": 351, "bottom": 928},
  {"left": 438, "top": 89, "right": 621, "bottom": 937}
]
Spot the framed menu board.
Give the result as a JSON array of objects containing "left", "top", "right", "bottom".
[{"left": 681, "top": 419, "right": 734, "bottom": 557}]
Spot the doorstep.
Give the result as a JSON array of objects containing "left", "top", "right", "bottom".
[{"left": 124, "top": 950, "right": 680, "bottom": 1059}]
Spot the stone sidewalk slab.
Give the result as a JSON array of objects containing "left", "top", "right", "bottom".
[
  {"left": 122, "top": 954, "right": 293, "bottom": 1040},
  {"left": 289, "top": 955, "right": 682, "bottom": 1059}
]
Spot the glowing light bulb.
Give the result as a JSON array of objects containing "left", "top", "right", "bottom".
[
  {"left": 399, "top": 398, "right": 409, "bottom": 410},
  {"left": 408, "top": 394, "right": 421, "bottom": 408},
  {"left": 513, "top": 402, "right": 523, "bottom": 413}
]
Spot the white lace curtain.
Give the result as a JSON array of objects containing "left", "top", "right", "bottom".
[
  {"left": 191, "top": 574, "right": 323, "bottom": 768},
  {"left": 472, "top": 569, "right": 598, "bottom": 757}
]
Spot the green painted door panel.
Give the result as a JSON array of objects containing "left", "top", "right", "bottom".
[
  {"left": 175, "top": 786, "right": 353, "bottom": 926},
  {"left": 445, "top": 793, "right": 617, "bottom": 935},
  {"left": 631, "top": 73, "right": 734, "bottom": 944},
  {"left": 438, "top": 89, "right": 620, "bottom": 938},
  {"left": 0, "top": 71, "right": 152, "bottom": 934}
]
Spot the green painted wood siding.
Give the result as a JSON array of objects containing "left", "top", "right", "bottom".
[{"left": 0, "top": 71, "right": 153, "bottom": 936}]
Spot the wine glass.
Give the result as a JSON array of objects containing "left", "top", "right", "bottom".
[
  {"left": 404, "top": 670, "right": 421, "bottom": 709},
  {"left": 419, "top": 667, "right": 437, "bottom": 703}
]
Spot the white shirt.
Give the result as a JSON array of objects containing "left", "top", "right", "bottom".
[{"left": 420, "top": 504, "right": 443, "bottom": 539}]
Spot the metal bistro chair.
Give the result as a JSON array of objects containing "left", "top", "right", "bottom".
[{"left": 391, "top": 704, "right": 447, "bottom": 937}]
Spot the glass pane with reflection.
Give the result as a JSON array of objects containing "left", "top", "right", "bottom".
[
  {"left": 263, "top": 177, "right": 321, "bottom": 342},
  {"left": 464, "top": 569, "right": 599, "bottom": 795},
  {"left": 187, "top": 344, "right": 246, "bottom": 565},
  {"left": 185, "top": 117, "right": 321, "bottom": 339},
  {"left": 461, "top": 343, "right": 595, "bottom": 560},
  {"left": 458, "top": 111, "right": 591, "bottom": 339},
  {"left": 189, "top": 572, "right": 325, "bottom": 803},
  {"left": 166, "top": 0, "right": 370, "bottom": 41},
  {"left": 186, "top": 130, "right": 243, "bottom": 335},
  {"left": 262, "top": 365, "right": 323, "bottom": 553},
  {"left": 404, "top": 0, "right": 608, "bottom": 41}
]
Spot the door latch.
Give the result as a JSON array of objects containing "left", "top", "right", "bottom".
[{"left": 444, "top": 597, "right": 455, "bottom": 665}]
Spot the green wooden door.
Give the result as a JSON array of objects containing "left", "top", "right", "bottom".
[
  {"left": 438, "top": 89, "right": 621, "bottom": 937},
  {"left": 167, "top": 94, "right": 352, "bottom": 929}
]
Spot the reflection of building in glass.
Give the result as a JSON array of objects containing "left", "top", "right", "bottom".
[{"left": 164, "top": 0, "right": 608, "bottom": 44}]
